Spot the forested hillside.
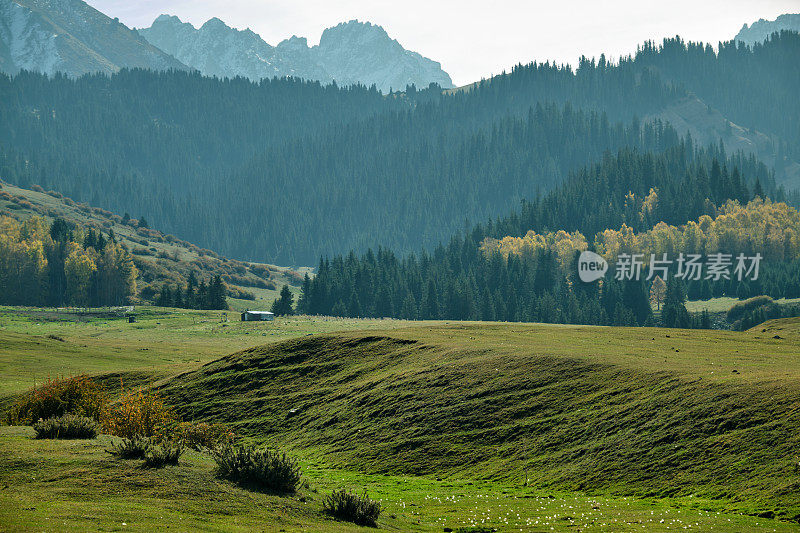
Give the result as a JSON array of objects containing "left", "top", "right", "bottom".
[
  {"left": 0, "top": 33, "right": 798, "bottom": 265},
  {"left": 632, "top": 32, "right": 800, "bottom": 160},
  {"left": 0, "top": 182, "right": 302, "bottom": 308},
  {"left": 298, "top": 143, "right": 796, "bottom": 326},
  {"left": 0, "top": 214, "right": 137, "bottom": 307}
]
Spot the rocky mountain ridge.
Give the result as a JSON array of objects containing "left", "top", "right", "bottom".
[
  {"left": 0, "top": 0, "right": 186, "bottom": 76},
  {"left": 735, "top": 13, "right": 800, "bottom": 46},
  {"left": 138, "top": 15, "right": 453, "bottom": 93}
]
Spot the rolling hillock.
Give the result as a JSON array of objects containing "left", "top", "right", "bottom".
[{"left": 159, "top": 321, "right": 800, "bottom": 520}]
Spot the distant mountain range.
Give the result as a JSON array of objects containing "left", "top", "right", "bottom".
[
  {"left": 735, "top": 13, "right": 800, "bottom": 46},
  {"left": 0, "top": 0, "right": 187, "bottom": 76},
  {"left": 0, "top": 0, "right": 454, "bottom": 92},
  {"left": 138, "top": 16, "right": 453, "bottom": 93}
]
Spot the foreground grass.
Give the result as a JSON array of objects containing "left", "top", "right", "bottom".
[
  {"left": 3, "top": 306, "right": 800, "bottom": 529},
  {"left": 0, "top": 426, "right": 791, "bottom": 532}
]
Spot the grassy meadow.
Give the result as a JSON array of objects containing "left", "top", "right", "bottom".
[{"left": 2, "top": 305, "right": 800, "bottom": 531}]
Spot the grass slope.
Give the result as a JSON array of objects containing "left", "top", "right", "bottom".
[{"left": 158, "top": 321, "right": 800, "bottom": 521}]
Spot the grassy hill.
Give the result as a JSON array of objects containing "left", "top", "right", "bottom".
[
  {"left": 0, "top": 182, "right": 304, "bottom": 310},
  {"left": 2, "top": 309, "right": 800, "bottom": 529},
  {"left": 157, "top": 320, "right": 800, "bottom": 521}
]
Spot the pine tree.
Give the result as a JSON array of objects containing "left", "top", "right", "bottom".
[
  {"left": 662, "top": 276, "right": 690, "bottom": 328},
  {"left": 400, "top": 293, "right": 418, "bottom": 320},
  {"left": 156, "top": 284, "right": 172, "bottom": 307},
  {"left": 271, "top": 285, "right": 295, "bottom": 316}
]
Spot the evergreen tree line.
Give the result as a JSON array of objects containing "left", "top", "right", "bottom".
[
  {"left": 155, "top": 272, "right": 227, "bottom": 310},
  {"left": 0, "top": 216, "right": 137, "bottom": 307},
  {"left": 0, "top": 31, "right": 796, "bottom": 265},
  {"left": 296, "top": 145, "right": 785, "bottom": 326},
  {"left": 679, "top": 259, "right": 800, "bottom": 303},
  {"left": 485, "top": 141, "right": 778, "bottom": 241}
]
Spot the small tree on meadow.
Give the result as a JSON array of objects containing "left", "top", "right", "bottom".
[
  {"left": 650, "top": 276, "right": 667, "bottom": 310},
  {"left": 271, "top": 285, "right": 294, "bottom": 316}
]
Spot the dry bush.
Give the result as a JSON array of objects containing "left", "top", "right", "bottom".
[
  {"left": 228, "top": 287, "right": 256, "bottom": 301},
  {"left": 110, "top": 435, "right": 152, "bottom": 459},
  {"left": 143, "top": 442, "right": 183, "bottom": 468},
  {"left": 178, "top": 421, "right": 235, "bottom": 450},
  {"left": 5, "top": 376, "right": 106, "bottom": 425},
  {"left": 33, "top": 414, "right": 99, "bottom": 439},
  {"left": 213, "top": 444, "right": 301, "bottom": 493},
  {"left": 287, "top": 271, "right": 304, "bottom": 286},
  {"left": 224, "top": 274, "right": 273, "bottom": 289},
  {"left": 322, "top": 490, "right": 382, "bottom": 526},
  {"left": 101, "top": 389, "right": 177, "bottom": 440},
  {"left": 133, "top": 247, "right": 154, "bottom": 257}
]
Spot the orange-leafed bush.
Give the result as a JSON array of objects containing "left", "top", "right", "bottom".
[
  {"left": 101, "top": 389, "right": 176, "bottom": 440},
  {"left": 5, "top": 376, "right": 106, "bottom": 425},
  {"left": 178, "top": 421, "right": 236, "bottom": 450}
]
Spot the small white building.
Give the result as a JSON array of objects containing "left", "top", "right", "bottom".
[{"left": 241, "top": 310, "right": 274, "bottom": 322}]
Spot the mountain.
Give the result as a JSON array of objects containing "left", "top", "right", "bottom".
[
  {"left": 0, "top": 34, "right": 797, "bottom": 266},
  {"left": 0, "top": 0, "right": 187, "bottom": 76},
  {"left": 138, "top": 16, "right": 453, "bottom": 93},
  {"left": 313, "top": 20, "right": 452, "bottom": 92},
  {"left": 735, "top": 14, "right": 800, "bottom": 46}
]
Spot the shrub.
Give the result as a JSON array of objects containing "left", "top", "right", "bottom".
[
  {"left": 227, "top": 287, "right": 256, "bottom": 301},
  {"left": 101, "top": 389, "right": 176, "bottom": 440},
  {"left": 110, "top": 435, "right": 152, "bottom": 459},
  {"left": 143, "top": 442, "right": 183, "bottom": 468},
  {"left": 5, "top": 376, "right": 106, "bottom": 425},
  {"left": 213, "top": 443, "right": 301, "bottom": 493},
  {"left": 726, "top": 295, "right": 776, "bottom": 323},
  {"left": 178, "top": 421, "right": 235, "bottom": 450},
  {"left": 33, "top": 414, "right": 98, "bottom": 439},
  {"left": 322, "top": 489, "right": 382, "bottom": 527}
]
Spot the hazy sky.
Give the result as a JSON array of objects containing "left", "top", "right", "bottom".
[{"left": 87, "top": 0, "right": 799, "bottom": 86}]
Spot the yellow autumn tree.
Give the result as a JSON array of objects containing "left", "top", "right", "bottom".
[
  {"left": 487, "top": 199, "right": 800, "bottom": 266},
  {"left": 65, "top": 245, "right": 96, "bottom": 307}
]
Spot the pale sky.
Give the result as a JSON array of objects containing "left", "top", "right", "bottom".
[{"left": 87, "top": 0, "right": 800, "bottom": 86}]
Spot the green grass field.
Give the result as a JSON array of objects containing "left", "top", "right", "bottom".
[
  {"left": 686, "top": 297, "right": 800, "bottom": 313},
  {"left": 0, "top": 306, "right": 410, "bottom": 397},
  {"left": 2, "top": 306, "right": 800, "bottom": 531}
]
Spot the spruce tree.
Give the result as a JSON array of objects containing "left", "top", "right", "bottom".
[{"left": 271, "top": 285, "right": 295, "bottom": 316}]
